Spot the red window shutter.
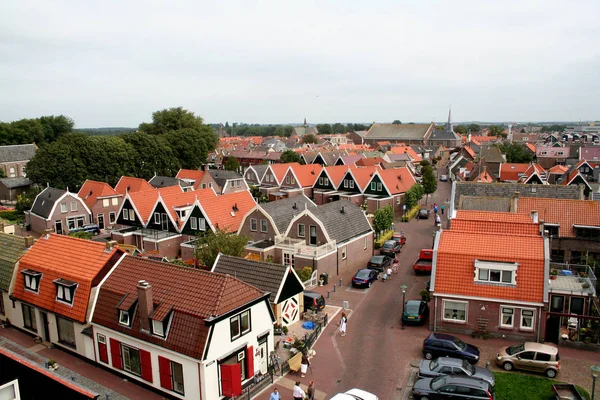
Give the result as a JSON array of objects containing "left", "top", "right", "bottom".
[
  {"left": 98, "top": 341, "right": 109, "bottom": 364},
  {"left": 220, "top": 364, "right": 242, "bottom": 397},
  {"left": 140, "top": 349, "right": 153, "bottom": 383},
  {"left": 246, "top": 346, "right": 254, "bottom": 379},
  {"left": 109, "top": 338, "right": 122, "bottom": 370},
  {"left": 158, "top": 356, "right": 173, "bottom": 390}
]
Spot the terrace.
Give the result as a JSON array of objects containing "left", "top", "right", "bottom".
[{"left": 274, "top": 235, "right": 336, "bottom": 258}]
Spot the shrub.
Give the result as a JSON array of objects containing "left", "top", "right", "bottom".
[
  {"left": 374, "top": 230, "right": 394, "bottom": 249},
  {"left": 401, "top": 205, "right": 421, "bottom": 222},
  {"left": 297, "top": 266, "right": 313, "bottom": 282},
  {"left": 0, "top": 210, "right": 21, "bottom": 222}
]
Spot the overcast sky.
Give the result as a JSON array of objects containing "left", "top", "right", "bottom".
[{"left": 1, "top": 1, "right": 599, "bottom": 127}]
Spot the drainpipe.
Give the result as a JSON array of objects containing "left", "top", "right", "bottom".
[
  {"left": 536, "top": 307, "right": 541, "bottom": 342},
  {"left": 433, "top": 296, "right": 438, "bottom": 332}
]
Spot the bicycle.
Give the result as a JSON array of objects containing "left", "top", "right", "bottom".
[{"left": 269, "top": 351, "right": 281, "bottom": 374}]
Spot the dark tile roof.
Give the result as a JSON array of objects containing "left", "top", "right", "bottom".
[
  {"left": 213, "top": 255, "right": 302, "bottom": 303},
  {"left": 0, "top": 233, "right": 28, "bottom": 292},
  {"left": 310, "top": 200, "right": 372, "bottom": 243},
  {"left": 459, "top": 196, "right": 511, "bottom": 212},
  {"left": 428, "top": 129, "right": 461, "bottom": 141},
  {"left": 260, "top": 195, "right": 316, "bottom": 233},
  {"left": 0, "top": 177, "right": 32, "bottom": 189},
  {"left": 92, "top": 256, "right": 265, "bottom": 360},
  {"left": 365, "top": 123, "right": 432, "bottom": 141},
  {"left": 148, "top": 176, "right": 191, "bottom": 189},
  {"left": 0, "top": 144, "right": 36, "bottom": 163},
  {"left": 30, "top": 187, "right": 66, "bottom": 219},
  {"left": 479, "top": 145, "right": 505, "bottom": 163},
  {"left": 207, "top": 170, "right": 243, "bottom": 188},
  {"left": 249, "top": 164, "right": 269, "bottom": 179}
]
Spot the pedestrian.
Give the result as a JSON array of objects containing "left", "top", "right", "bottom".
[
  {"left": 434, "top": 204, "right": 438, "bottom": 214},
  {"left": 301, "top": 351, "right": 310, "bottom": 377},
  {"left": 387, "top": 266, "right": 393, "bottom": 280},
  {"left": 435, "top": 214, "right": 441, "bottom": 226},
  {"left": 392, "top": 258, "right": 399, "bottom": 274},
  {"left": 293, "top": 381, "right": 306, "bottom": 400},
  {"left": 307, "top": 381, "right": 315, "bottom": 400},
  {"left": 339, "top": 312, "right": 347, "bottom": 336},
  {"left": 441, "top": 204, "right": 445, "bottom": 215},
  {"left": 270, "top": 388, "right": 281, "bottom": 400}
]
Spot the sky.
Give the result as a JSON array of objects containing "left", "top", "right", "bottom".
[{"left": 1, "top": 0, "right": 599, "bottom": 127}]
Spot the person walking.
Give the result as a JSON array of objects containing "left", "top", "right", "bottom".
[
  {"left": 339, "top": 312, "right": 347, "bottom": 336},
  {"left": 434, "top": 204, "right": 438, "bottom": 214},
  {"left": 301, "top": 352, "right": 310, "bottom": 378},
  {"left": 435, "top": 213, "right": 441, "bottom": 226},
  {"left": 269, "top": 388, "right": 281, "bottom": 400},
  {"left": 307, "top": 381, "right": 315, "bottom": 400},
  {"left": 387, "top": 266, "right": 393, "bottom": 281},
  {"left": 293, "top": 381, "right": 306, "bottom": 400},
  {"left": 441, "top": 204, "right": 445, "bottom": 215}
]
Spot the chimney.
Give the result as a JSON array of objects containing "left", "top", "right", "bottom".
[
  {"left": 578, "top": 183, "right": 585, "bottom": 200},
  {"left": 292, "top": 202, "right": 297, "bottom": 210},
  {"left": 43, "top": 228, "right": 53, "bottom": 239},
  {"left": 510, "top": 191, "right": 520, "bottom": 213},
  {"left": 24, "top": 236, "right": 34, "bottom": 248},
  {"left": 531, "top": 210, "right": 538, "bottom": 223},
  {"left": 105, "top": 240, "right": 118, "bottom": 252},
  {"left": 137, "top": 280, "right": 153, "bottom": 334},
  {"left": 341, "top": 206, "right": 345, "bottom": 214},
  {"left": 539, "top": 220, "right": 545, "bottom": 236}
]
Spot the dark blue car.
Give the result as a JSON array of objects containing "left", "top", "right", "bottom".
[
  {"left": 423, "top": 333, "right": 480, "bottom": 364},
  {"left": 352, "top": 268, "right": 379, "bottom": 288}
]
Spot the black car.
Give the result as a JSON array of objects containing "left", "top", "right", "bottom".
[
  {"left": 418, "top": 357, "right": 495, "bottom": 386},
  {"left": 380, "top": 240, "right": 401, "bottom": 257},
  {"left": 423, "top": 333, "right": 480, "bottom": 364},
  {"left": 70, "top": 224, "right": 101, "bottom": 235},
  {"left": 352, "top": 268, "right": 379, "bottom": 288},
  {"left": 412, "top": 375, "right": 495, "bottom": 400},
  {"left": 303, "top": 291, "right": 325, "bottom": 312},
  {"left": 402, "top": 300, "right": 429, "bottom": 325},
  {"left": 417, "top": 209, "right": 429, "bottom": 219},
  {"left": 367, "top": 255, "right": 392, "bottom": 272}
]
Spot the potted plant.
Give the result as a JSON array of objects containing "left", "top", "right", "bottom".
[
  {"left": 47, "top": 359, "right": 58, "bottom": 371},
  {"left": 282, "top": 326, "right": 289, "bottom": 335},
  {"left": 311, "top": 305, "right": 317, "bottom": 315},
  {"left": 274, "top": 324, "right": 283, "bottom": 336},
  {"left": 419, "top": 289, "right": 431, "bottom": 302},
  {"left": 550, "top": 270, "right": 558, "bottom": 280}
]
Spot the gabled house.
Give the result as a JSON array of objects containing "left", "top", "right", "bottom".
[
  {"left": 243, "top": 164, "right": 269, "bottom": 186},
  {"left": 547, "top": 165, "right": 569, "bottom": 184},
  {"left": 312, "top": 165, "right": 350, "bottom": 204},
  {"left": 362, "top": 167, "right": 416, "bottom": 216},
  {"left": 202, "top": 170, "right": 248, "bottom": 195},
  {"left": 148, "top": 175, "right": 193, "bottom": 192},
  {"left": 536, "top": 146, "right": 570, "bottom": 169},
  {"left": 518, "top": 163, "right": 547, "bottom": 184},
  {"left": 77, "top": 180, "right": 123, "bottom": 230},
  {"left": 114, "top": 176, "right": 154, "bottom": 195},
  {"left": 212, "top": 255, "right": 305, "bottom": 326},
  {"left": 0, "top": 176, "right": 31, "bottom": 204},
  {"left": 499, "top": 163, "right": 530, "bottom": 183},
  {"left": 557, "top": 168, "right": 592, "bottom": 197},
  {"left": 11, "top": 235, "right": 124, "bottom": 358},
  {"left": 26, "top": 187, "right": 92, "bottom": 236},
  {"left": 0, "top": 143, "right": 36, "bottom": 178},
  {"left": 0, "top": 233, "right": 31, "bottom": 322},
  {"left": 91, "top": 255, "right": 274, "bottom": 399},
  {"left": 175, "top": 168, "right": 206, "bottom": 190},
  {"left": 278, "top": 164, "right": 322, "bottom": 198}
]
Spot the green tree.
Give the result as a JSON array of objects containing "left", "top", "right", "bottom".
[
  {"left": 489, "top": 125, "right": 505, "bottom": 137},
  {"left": 121, "top": 132, "right": 179, "bottom": 179},
  {"left": 373, "top": 205, "right": 394, "bottom": 233},
  {"left": 0, "top": 169, "right": 5, "bottom": 178},
  {"left": 69, "top": 231, "right": 93, "bottom": 240},
  {"left": 302, "top": 134, "right": 318, "bottom": 144},
  {"left": 332, "top": 123, "right": 346, "bottom": 134},
  {"left": 454, "top": 125, "right": 467, "bottom": 135},
  {"left": 541, "top": 125, "right": 566, "bottom": 133},
  {"left": 467, "top": 124, "right": 481, "bottom": 133},
  {"left": 16, "top": 186, "right": 41, "bottom": 215},
  {"left": 194, "top": 229, "right": 249, "bottom": 269},
  {"left": 498, "top": 143, "right": 533, "bottom": 163},
  {"left": 421, "top": 164, "right": 437, "bottom": 204},
  {"left": 39, "top": 115, "right": 74, "bottom": 143},
  {"left": 280, "top": 149, "right": 301, "bottom": 163},
  {"left": 316, "top": 124, "right": 332, "bottom": 135},
  {"left": 392, "top": 120, "right": 402, "bottom": 124},
  {"left": 225, "top": 157, "right": 240, "bottom": 171},
  {"left": 404, "top": 183, "right": 424, "bottom": 209}
]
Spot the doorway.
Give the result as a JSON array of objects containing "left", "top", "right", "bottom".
[
  {"left": 41, "top": 312, "right": 50, "bottom": 342},
  {"left": 97, "top": 214, "right": 105, "bottom": 230},
  {"left": 570, "top": 297, "right": 585, "bottom": 315},
  {"left": 257, "top": 339, "right": 268, "bottom": 374},
  {"left": 55, "top": 221, "right": 63, "bottom": 235},
  {"left": 545, "top": 315, "right": 560, "bottom": 344},
  {"left": 161, "top": 213, "right": 168, "bottom": 231}
]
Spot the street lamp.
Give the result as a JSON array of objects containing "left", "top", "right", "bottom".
[
  {"left": 592, "top": 365, "right": 600, "bottom": 400},
  {"left": 401, "top": 285, "right": 407, "bottom": 330}
]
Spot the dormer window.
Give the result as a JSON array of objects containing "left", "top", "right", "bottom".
[
  {"left": 54, "top": 278, "right": 78, "bottom": 305},
  {"left": 22, "top": 270, "right": 42, "bottom": 293},
  {"left": 152, "top": 320, "right": 164, "bottom": 337},
  {"left": 119, "top": 310, "right": 131, "bottom": 326},
  {"left": 474, "top": 260, "right": 517, "bottom": 286}
]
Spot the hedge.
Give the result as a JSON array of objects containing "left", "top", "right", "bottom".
[
  {"left": 374, "top": 230, "right": 394, "bottom": 249},
  {"left": 401, "top": 205, "right": 421, "bottom": 222},
  {"left": 0, "top": 210, "right": 21, "bottom": 223}
]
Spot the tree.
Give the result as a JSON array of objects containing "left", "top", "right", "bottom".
[
  {"left": 302, "top": 134, "right": 318, "bottom": 144},
  {"left": 373, "top": 205, "right": 394, "bottom": 233},
  {"left": 404, "top": 183, "right": 425, "bottom": 209},
  {"left": 280, "top": 149, "right": 301, "bottom": 163},
  {"left": 16, "top": 186, "right": 41, "bottom": 215},
  {"left": 194, "top": 229, "right": 249, "bottom": 268},
  {"left": 225, "top": 157, "right": 240, "bottom": 171},
  {"left": 121, "top": 132, "right": 179, "bottom": 179},
  {"left": 392, "top": 120, "right": 402, "bottom": 124},
  {"left": 498, "top": 143, "right": 533, "bottom": 163},
  {"left": 0, "top": 169, "right": 5, "bottom": 178},
  {"left": 316, "top": 124, "right": 332, "bottom": 135},
  {"left": 332, "top": 123, "right": 346, "bottom": 134},
  {"left": 467, "top": 124, "right": 481, "bottom": 133},
  {"left": 454, "top": 125, "right": 467, "bottom": 135},
  {"left": 489, "top": 125, "right": 505, "bottom": 137},
  {"left": 421, "top": 164, "right": 437, "bottom": 204}
]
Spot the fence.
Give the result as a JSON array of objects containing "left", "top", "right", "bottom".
[{"left": 303, "top": 270, "right": 319, "bottom": 288}]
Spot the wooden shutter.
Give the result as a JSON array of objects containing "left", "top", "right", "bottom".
[
  {"left": 245, "top": 345, "right": 254, "bottom": 379},
  {"left": 158, "top": 356, "right": 173, "bottom": 390},
  {"left": 98, "top": 335, "right": 108, "bottom": 364},
  {"left": 220, "top": 363, "right": 242, "bottom": 397},
  {"left": 109, "top": 338, "right": 122, "bottom": 370},
  {"left": 140, "top": 349, "right": 153, "bottom": 382}
]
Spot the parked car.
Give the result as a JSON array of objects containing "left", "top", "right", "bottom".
[
  {"left": 367, "top": 255, "right": 393, "bottom": 272},
  {"left": 440, "top": 174, "right": 448, "bottom": 182},
  {"left": 303, "top": 291, "right": 325, "bottom": 312},
  {"left": 352, "top": 268, "right": 379, "bottom": 288},
  {"left": 392, "top": 231, "right": 407, "bottom": 246},
  {"left": 402, "top": 300, "right": 429, "bottom": 325},
  {"left": 70, "top": 224, "right": 101, "bottom": 235},
  {"left": 423, "top": 333, "right": 480, "bottom": 364},
  {"left": 417, "top": 209, "right": 429, "bottom": 219},
  {"left": 380, "top": 240, "right": 401, "bottom": 257},
  {"left": 418, "top": 357, "right": 495, "bottom": 386},
  {"left": 495, "top": 342, "right": 560, "bottom": 378},
  {"left": 330, "top": 388, "right": 379, "bottom": 400},
  {"left": 412, "top": 375, "right": 495, "bottom": 400}
]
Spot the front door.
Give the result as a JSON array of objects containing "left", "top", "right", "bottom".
[
  {"left": 570, "top": 297, "right": 585, "bottom": 315},
  {"left": 161, "top": 213, "right": 168, "bottom": 231},
  {"left": 257, "top": 339, "right": 268, "bottom": 375},
  {"left": 97, "top": 214, "right": 105, "bottom": 230},
  {"left": 55, "top": 221, "right": 63, "bottom": 235},
  {"left": 41, "top": 312, "right": 50, "bottom": 342}
]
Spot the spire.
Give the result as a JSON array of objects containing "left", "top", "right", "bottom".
[
  {"left": 447, "top": 106, "right": 453, "bottom": 132},
  {"left": 303, "top": 117, "right": 307, "bottom": 127}
]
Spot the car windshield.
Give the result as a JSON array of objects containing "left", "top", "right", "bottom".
[
  {"left": 356, "top": 270, "right": 371, "bottom": 278},
  {"left": 383, "top": 241, "right": 395, "bottom": 248},
  {"left": 453, "top": 337, "right": 467, "bottom": 350},
  {"left": 430, "top": 376, "right": 448, "bottom": 391},
  {"left": 419, "top": 210, "right": 427, "bottom": 214},
  {"left": 506, "top": 343, "right": 525, "bottom": 355},
  {"left": 370, "top": 256, "right": 383, "bottom": 263},
  {"left": 429, "top": 359, "right": 439, "bottom": 370},
  {"left": 462, "top": 360, "right": 475, "bottom": 375},
  {"left": 405, "top": 302, "right": 420, "bottom": 314}
]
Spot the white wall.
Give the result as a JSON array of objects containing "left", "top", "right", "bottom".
[{"left": 1, "top": 291, "right": 12, "bottom": 322}]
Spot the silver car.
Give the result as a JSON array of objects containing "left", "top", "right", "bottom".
[{"left": 418, "top": 357, "right": 495, "bottom": 386}]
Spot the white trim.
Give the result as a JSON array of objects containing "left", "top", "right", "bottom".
[
  {"left": 366, "top": 170, "right": 391, "bottom": 197},
  {"left": 520, "top": 307, "right": 536, "bottom": 331},
  {"left": 474, "top": 259, "right": 518, "bottom": 285},
  {"left": 237, "top": 206, "right": 280, "bottom": 236},
  {"left": 340, "top": 169, "right": 364, "bottom": 192},
  {"left": 283, "top": 209, "right": 332, "bottom": 243},
  {"left": 282, "top": 168, "right": 301, "bottom": 189},
  {"left": 499, "top": 305, "right": 515, "bottom": 328},
  {"left": 441, "top": 299, "right": 468, "bottom": 323},
  {"left": 273, "top": 266, "right": 305, "bottom": 304},
  {"left": 433, "top": 293, "right": 544, "bottom": 307},
  {"left": 89, "top": 253, "right": 127, "bottom": 321}
]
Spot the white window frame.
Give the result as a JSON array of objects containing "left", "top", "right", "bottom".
[
  {"left": 343, "top": 179, "right": 348, "bottom": 188},
  {"left": 119, "top": 310, "right": 130, "bottom": 327},
  {"left": 60, "top": 203, "right": 68, "bottom": 213},
  {"left": 103, "top": 199, "right": 110, "bottom": 208},
  {"left": 128, "top": 209, "right": 135, "bottom": 221},
  {"left": 474, "top": 260, "right": 517, "bottom": 285},
  {"left": 298, "top": 223, "right": 305, "bottom": 237},
  {"left": 500, "top": 306, "right": 514, "bottom": 328},
  {"left": 23, "top": 271, "right": 42, "bottom": 293},
  {"left": 250, "top": 218, "right": 257, "bottom": 232},
  {"left": 396, "top": 196, "right": 401, "bottom": 205},
  {"left": 442, "top": 299, "right": 468, "bottom": 323},
  {"left": 109, "top": 212, "right": 116, "bottom": 224},
  {"left": 349, "top": 180, "right": 354, "bottom": 188},
  {"left": 377, "top": 182, "right": 382, "bottom": 191},
  {"left": 112, "top": 197, "right": 119, "bottom": 206},
  {"left": 199, "top": 218, "right": 206, "bottom": 231},
  {"left": 260, "top": 219, "right": 268, "bottom": 233},
  {"left": 71, "top": 201, "right": 78, "bottom": 212},
  {"left": 152, "top": 319, "right": 165, "bottom": 337},
  {"left": 520, "top": 308, "right": 535, "bottom": 331},
  {"left": 324, "top": 177, "right": 329, "bottom": 186},
  {"left": 122, "top": 209, "right": 129, "bottom": 220},
  {"left": 370, "top": 182, "right": 376, "bottom": 190},
  {"left": 341, "top": 246, "right": 347, "bottom": 260},
  {"left": 318, "top": 177, "right": 323, "bottom": 185},
  {"left": 154, "top": 212, "right": 160, "bottom": 224},
  {"left": 190, "top": 217, "right": 197, "bottom": 230},
  {"left": 55, "top": 282, "right": 77, "bottom": 305}
]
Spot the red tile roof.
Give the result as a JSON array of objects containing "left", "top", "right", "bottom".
[
  {"left": 126, "top": 186, "right": 183, "bottom": 225},
  {"left": 453, "top": 210, "right": 539, "bottom": 236},
  {"left": 77, "top": 180, "right": 120, "bottom": 210},
  {"left": 349, "top": 166, "right": 380, "bottom": 190},
  {"left": 175, "top": 169, "right": 206, "bottom": 190},
  {"left": 269, "top": 163, "right": 300, "bottom": 185},
  {"left": 114, "top": 176, "right": 154, "bottom": 195},
  {"left": 92, "top": 255, "right": 266, "bottom": 360},
  {"left": 517, "top": 197, "right": 600, "bottom": 237},
  {"left": 473, "top": 170, "right": 495, "bottom": 182},
  {"left": 13, "top": 234, "right": 123, "bottom": 323},
  {"left": 377, "top": 167, "right": 416, "bottom": 194},
  {"left": 323, "top": 165, "right": 350, "bottom": 187},
  {"left": 389, "top": 145, "right": 422, "bottom": 162},
  {"left": 355, "top": 157, "right": 385, "bottom": 167},
  {"left": 499, "top": 163, "right": 530, "bottom": 182},
  {"left": 201, "top": 190, "right": 256, "bottom": 232},
  {"left": 463, "top": 146, "right": 476, "bottom": 159},
  {"left": 525, "top": 143, "right": 536, "bottom": 153},
  {"left": 289, "top": 164, "right": 323, "bottom": 187},
  {"left": 160, "top": 188, "right": 216, "bottom": 229},
  {"left": 548, "top": 165, "right": 569, "bottom": 175}
]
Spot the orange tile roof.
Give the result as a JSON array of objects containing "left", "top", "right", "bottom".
[
  {"left": 519, "top": 164, "right": 546, "bottom": 183},
  {"left": 349, "top": 166, "right": 380, "bottom": 190},
  {"left": 525, "top": 143, "right": 536, "bottom": 153},
  {"left": 378, "top": 167, "right": 416, "bottom": 194},
  {"left": 13, "top": 234, "right": 123, "bottom": 323},
  {"left": 389, "top": 145, "right": 422, "bottom": 162},
  {"left": 453, "top": 211, "right": 539, "bottom": 236},
  {"left": 517, "top": 197, "right": 600, "bottom": 237},
  {"left": 548, "top": 165, "right": 569, "bottom": 175},
  {"left": 126, "top": 186, "right": 183, "bottom": 225},
  {"left": 269, "top": 163, "right": 300, "bottom": 184},
  {"left": 471, "top": 135, "right": 499, "bottom": 142},
  {"left": 201, "top": 190, "right": 256, "bottom": 232},
  {"left": 355, "top": 157, "right": 385, "bottom": 167},
  {"left": 289, "top": 164, "right": 323, "bottom": 187},
  {"left": 464, "top": 146, "right": 476, "bottom": 158},
  {"left": 435, "top": 230, "right": 545, "bottom": 303},
  {"left": 175, "top": 169, "right": 206, "bottom": 189},
  {"left": 114, "top": 176, "right": 154, "bottom": 195},
  {"left": 473, "top": 170, "right": 495, "bottom": 182},
  {"left": 160, "top": 188, "right": 216, "bottom": 229},
  {"left": 77, "top": 180, "right": 120, "bottom": 210},
  {"left": 455, "top": 210, "right": 534, "bottom": 223},
  {"left": 499, "top": 163, "right": 530, "bottom": 182},
  {"left": 324, "top": 165, "right": 351, "bottom": 187}
]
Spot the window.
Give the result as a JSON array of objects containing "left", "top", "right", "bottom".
[
  {"left": 319, "top": 177, "right": 324, "bottom": 185},
  {"left": 70, "top": 202, "right": 78, "bottom": 212},
  {"left": 55, "top": 279, "right": 77, "bottom": 305},
  {"left": 129, "top": 209, "right": 135, "bottom": 221},
  {"left": 22, "top": 304, "right": 37, "bottom": 331},
  {"left": 9, "top": 167, "right": 15, "bottom": 177},
  {"left": 545, "top": 224, "right": 559, "bottom": 238},
  {"left": 290, "top": 176, "right": 295, "bottom": 184},
  {"left": 535, "top": 352, "right": 552, "bottom": 361},
  {"left": 66, "top": 216, "right": 84, "bottom": 230},
  {"left": 60, "top": 203, "right": 68, "bottom": 213},
  {"left": 443, "top": 300, "right": 467, "bottom": 322},
  {"left": 500, "top": 307, "right": 514, "bottom": 328},
  {"left": 250, "top": 218, "right": 257, "bottom": 231},
  {"left": 199, "top": 218, "right": 206, "bottom": 231},
  {"left": 283, "top": 253, "right": 295, "bottom": 268},
  {"left": 122, "top": 344, "right": 142, "bottom": 376},
  {"left": 119, "top": 310, "right": 131, "bottom": 327},
  {"left": 377, "top": 182, "right": 382, "bottom": 191},
  {"left": 309, "top": 226, "right": 317, "bottom": 245},
  {"left": 298, "top": 224, "right": 305, "bottom": 237},
  {"left": 370, "top": 182, "right": 376, "bottom": 190},
  {"left": 112, "top": 197, "right": 119, "bottom": 206},
  {"left": 343, "top": 179, "right": 348, "bottom": 188},
  {"left": 190, "top": 217, "right": 197, "bottom": 230},
  {"left": 56, "top": 316, "right": 76, "bottom": 348},
  {"left": 519, "top": 351, "right": 535, "bottom": 360},
  {"left": 21, "top": 166, "right": 26, "bottom": 176},
  {"left": 260, "top": 219, "right": 268, "bottom": 233},
  {"left": 172, "top": 361, "right": 185, "bottom": 394},
  {"left": 22, "top": 270, "right": 42, "bottom": 293},
  {"left": 122, "top": 209, "right": 129, "bottom": 220},
  {"left": 230, "top": 310, "right": 251, "bottom": 340},
  {"left": 324, "top": 178, "right": 329, "bottom": 186},
  {"left": 520, "top": 309, "right": 535, "bottom": 330},
  {"left": 103, "top": 199, "right": 110, "bottom": 207},
  {"left": 109, "top": 212, "right": 116, "bottom": 224},
  {"left": 475, "top": 260, "right": 517, "bottom": 285},
  {"left": 349, "top": 180, "right": 354, "bottom": 188},
  {"left": 341, "top": 246, "right": 347, "bottom": 260},
  {"left": 152, "top": 319, "right": 165, "bottom": 337},
  {"left": 286, "top": 176, "right": 290, "bottom": 184},
  {"left": 397, "top": 196, "right": 401, "bottom": 205},
  {"left": 154, "top": 213, "right": 160, "bottom": 224}
]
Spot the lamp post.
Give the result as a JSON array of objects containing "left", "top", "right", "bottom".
[
  {"left": 401, "top": 285, "right": 407, "bottom": 330},
  {"left": 592, "top": 365, "right": 600, "bottom": 400}
]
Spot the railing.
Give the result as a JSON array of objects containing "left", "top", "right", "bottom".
[
  {"left": 274, "top": 235, "right": 336, "bottom": 257},
  {"left": 550, "top": 263, "right": 597, "bottom": 291},
  {"left": 303, "top": 270, "right": 318, "bottom": 288}
]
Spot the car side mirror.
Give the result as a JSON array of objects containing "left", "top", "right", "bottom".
[{"left": 516, "top": 356, "right": 521, "bottom": 360}]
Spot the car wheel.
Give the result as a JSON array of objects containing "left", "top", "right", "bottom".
[
  {"left": 503, "top": 362, "right": 514, "bottom": 371},
  {"left": 424, "top": 352, "right": 433, "bottom": 360},
  {"left": 546, "top": 369, "right": 557, "bottom": 378},
  {"left": 368, "top": 281, "right": 372, "bottom": 288}
]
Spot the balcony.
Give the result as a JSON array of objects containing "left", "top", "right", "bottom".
[
  {"left": 549, "top": 263, "right": 597, "bottom": 296},
  {"left": 274, "top": 235, "right": 336, "bottom": 258}
]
